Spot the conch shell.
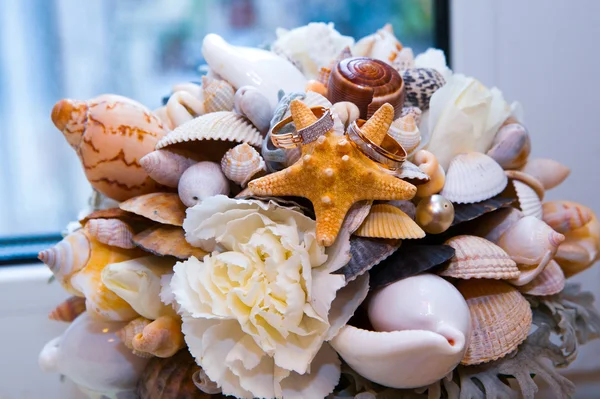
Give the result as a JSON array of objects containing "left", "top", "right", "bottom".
[
  {"left": 51, "top": 94, "right": 167, "bottom": 201},
  {"left": 139, "top": 149, "right": 197, "bottom": 188},
  {"left": 332, "top": 274, "right": 470, "bottom": 389},
  {"left": 102, "top": 256, "right": 177, "bottom": 320},
  {"left": 220, "top": 143, "right": 266, "bottom": 186}
]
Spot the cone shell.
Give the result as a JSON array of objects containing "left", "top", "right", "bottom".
[
  {"left": 38, "top": 230, "right": 91, "bottom": 296},
  {"left": 120, "top": 193, "right": 186, "bottom": 226},
  {"left": 85, "top": 218, "right": 135, "bottom": 249},
  {"left": 512, "top": 180, "right": 543, "bottom": 219},
  {"left": 137, "top": 350, "right": 217, "bottom": 399},
  {"left": 155, "top": 111, "right": 263, "bottom": 156},
  {"left": 48, "top": 296, "right": 86, "bottom": 322},
  {"left": 133, "top": 225, "right": 208, "bottom": 260},
  {"left": 521, "top": 158, "right": 570, "bottom": 190},
  {"left": 401, "top": 68, "right": 446, "bottom": 111},
  {"left": 355, "top": 204, "right": 425, "bottom": 239},
  {"left": 486, "top": 123, "right": 531, "bottom": 170},
  {"left": 441, "top": 153, "right": 508, "bottom": 204},
  {"left": 140, "top": 150, "right": 198, "bottom": 188},
  {"left": 542, "top": 200, "right": 593, "bottom": 234},
  {"left": 457, "top": 279, "right": 532, "bottom": 365},
  {"left": 51, "top": 95, "right": 167, "bottom": 201},
  {"left": 220, "top": 143, "right": 265, "bottom": 186},
  {"left": 440, "top": 235, "right": 520, "bottom": 280},
  {"left": 518, "top": 260, "right": 565, "bottom": 296},
  {"left": 118, "top": 317, "right": 154, "bottom": 358},
  {"left": 201, "top": 76, "right": 234, "bottom": 114},
  {"left": 388, "top": 113, "right": 421, "bottom": 153}
]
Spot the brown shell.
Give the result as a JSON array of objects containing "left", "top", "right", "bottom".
[
  {"left": 137, "top": 349, "right": 219, "bottom": 399},
  {"left": 134, "top": 225, "right": 208, "bottom": 260},
  {"left": 48, "top": 296, "right": 86, "bottom": 322},
  {"left": 458, "top": 279, "right": 532, "bottom": 365},
  {"left": 120, "top": 193, "right": 186, "bottom": 226},
  {"left": 327, "top": 57, "right": 405, "bottom": 119}
]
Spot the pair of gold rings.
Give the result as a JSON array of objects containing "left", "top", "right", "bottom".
[{"left": 270, "top": 106, "right": 406, "bottom": 170}]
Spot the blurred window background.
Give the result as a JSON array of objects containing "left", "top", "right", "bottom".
[{"left": 0, "top": 0, "right": 439, "bottom": 241}]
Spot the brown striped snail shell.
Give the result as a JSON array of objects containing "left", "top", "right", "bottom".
[{"left": 327, "top": 57, "right": 405, "bottom": 119}]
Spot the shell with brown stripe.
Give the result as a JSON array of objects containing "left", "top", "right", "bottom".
[{"left": 51, "top": 94, "right": 168, "bottom": 201}]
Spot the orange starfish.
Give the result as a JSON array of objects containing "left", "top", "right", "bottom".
[{"left": 249, "top": 100, "right": 416, "bottom": 246}]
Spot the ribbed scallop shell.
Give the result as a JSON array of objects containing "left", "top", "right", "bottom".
[
  {"left": 542, "top": 200, "right": 593, "bottom": 234},
  {"left": 512, "top": 180, "right": 542, "bottom": 219},
  {"left": 388, "top": 113, "right": 421, "bottom": 153},
  {"left": 401, "top": 68, "right": 446, "bottom": 110},
  {"left": 441, "top": 153, "right": 508, "bottom": 204},
  {"left": 440, "top": 235, "right": 520, "bottom": 280},
  {"left": 133, "top": 225, "right": 208, "bottom": 260},
  {"left": 120, "top": 193, "right": 186, "bottom": 226},
  {"left": 355, "top": 204, "right": 425, "bottom": 239},
  {"left": 155, "top": 111, "right": 263, "bottom": 150},
  {"left": 221, "top": 143, "right": 265, "bottom": 186},
  {"left": 505, "top": 170, "right": 545, "bottom": 200},
  {"left": 48, "top": 296, "right": 86, "bottom": 322},
  {"left": 85, "top": 218, "right": 135, "bottom": 249},
  {"left": 521, "top": 158, "right": 570, "bottom": 190},
  {"left": 118, "top": 317, "right": 154, "bottom": 358},
  {"left": 458, "top": 279, "right": 532, "bottom": 365},
  {"left": 201, "top": 76, "right": 234, "bottom": 113},
  {"left": 38, "top": 230, "right": 91, "bottom": 296},
  {"left": 518, "top": 260, "right": 565, "bottom": 296}
]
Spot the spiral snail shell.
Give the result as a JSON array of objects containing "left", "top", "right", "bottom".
[{"left": 327, "top": 57, "right": 405, "bottom": 119}]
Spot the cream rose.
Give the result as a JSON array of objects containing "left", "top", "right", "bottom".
[
  {"left": 173, "top": 195, "right": 368, "bottom": 399},
  {"left": 424, "top": 73, "right": 512, "bottom": 170}
]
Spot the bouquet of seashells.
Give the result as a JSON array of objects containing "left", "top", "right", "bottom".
[{"left": 38, "top": 23, "right": 600, "bottom": 399}]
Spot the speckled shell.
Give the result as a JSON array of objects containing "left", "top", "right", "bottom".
[
  {"left": 487, "top": 123, "right": 531, "bottom": 170},
  {"left": 155, "top": 111, "right": 263, "bottom": 158},
  {"left": 518, "top": 260, "right": 565, "bottom": 296},
  {"left": 48, "top": 296, "right": 86, "bottom": 322},
  {"left": 521, "top": 158, "right": 570, "bottom": 190},
  {"left": 51, "top": 95, "right": 168, "bottom": 201},
  {"left": 440, "top": 235, "right": 520, "bottom": 280},
  {"left": 140, "top": 149, "right": 198, "bottom": 188},
  {"left": 401, "top": 68, "right": 446, "bottom": 110},
  {"left": 137, "top": 350, "right": 218, "bottom": 399},
  {"left": 220, "top": 143, "right": 266, "bottom": 186},
  {"left": 85, "top": 218, "right": 135, "bottom": 249},
  {"left": 542, "top": 201, "right": 593, "bottom": 234},
  {"left": 120, "top": 193, "right": 187, "bottom": 226},
  {"left": 355, "top": 204, "right": 425, "bottom": 239},
  {"left": 441, "top": 153, "right": 507, "bottom": 204},
  {"left": 388, "top": 113, "right": 421, "bottom": 153},
  {"left": 457, "top": 279, "right": 532, "bottom": 365}
]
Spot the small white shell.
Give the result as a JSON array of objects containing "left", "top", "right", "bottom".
[
  {"left": 332, "top": 274, "right": 470, "bottom": 389},
  {"left": 521, "top": 158, "right": 570, "bottom": 190},
  {"left": 156, "top": 111, "right": 263, "bottom": 150},
  {"left": 233, "top": 86, "right": 272, "bottom": 133},
  {"left": 220, "top": 143, "right": 266, "bottom": 186},
  {"left": 512, "top": 180, "right": 543, "bottom": 219},
  {"left": 177, "top": 162, "right": 230, "bottom": 207},
  {"left": 140, "top": 149, "right": 198, "bottom": 188},
  {"left": 393, "top": 47, "right": 415, "bottom": 70},
  {"left": 388, "top": 113, "right": 421, "bottom": 153},
  {"left": 441, "top": 152, "right": 507, "bottom": 204}
]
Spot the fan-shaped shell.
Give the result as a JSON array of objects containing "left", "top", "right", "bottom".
[
  {"left": 355, "top": 204, "right": 425, "bottom": 239},
  {"left": 85, "top": 218, "right": 135, "bottom": 249},
  {"left": 512, "top": 180, "right": 543, "bottom": 219},
  {"left": 137, "top": 350, "right": 216, "bottom": 399},
  {"left": 521, "top": 158, "right": 570, "bottom": 190},
  {"left": 48, "top": 296, "right": 86, "bottom": 322},
  {"left": 486, "top": 123, "right": 531, "bottom": 170},
  {"left": 120, "top": 193, "right": 186, "bottom": 226},
  {"left": 388, "top": 113, "right": 421, "bottom": 153},
  {"left": 441, "top": 153, "right": 507, "bottom": 204},
  {"left": 327, "top": 57, "right": 405, "bottom": 119},
  {"left": 505, "top": 170, "right": 545, "bottom": 200},
  {"left": 440, "top": 235, "right": 520, "bottom": 280},
  {"left": 401, "top": 68, "right": 446, "bottom": 110},
  {"left": 133, "top": 225, "right": 208, "bottom": 260},
  {"left": 542, "top": 200, "right": 593, "bottom": 234},
  {"left": 51, "top": 95, "right": 167, "bottom": 201},
  {"left": 518, "top": 260, "right": 565, "bottom": 296},
  {"left": 221, "top": 143, "right": 265, "bottom": 186},
  {"left": 457, "top": 279, "right": 532, "bottom": 365},
  {"left": 140, "top": 150, "right": 198, "bottom": 188},
  {"left": 331, "top": 274, "right": 470, "bottom": 389},
  {"left": 155, "top": 111, "right": 263, "bottom": 159}
]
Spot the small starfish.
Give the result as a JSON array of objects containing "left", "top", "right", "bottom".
[{"left": 249, "top": 100, "right": 416, "bottom": 246}]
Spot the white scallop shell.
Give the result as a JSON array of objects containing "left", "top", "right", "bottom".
[
  {"left": 221, "top": 143, "right": 266, "bottom": 186},
  {"left": 513, "top": 180, "right": 542, "bottom": 219},
  {"left": 156, "top": 111, "right": 263, "bottom": 150},
  {"left": 332, "top": 274, "right": 470, "bottom": 389},
  {"left": 388, "top": 113, "right": 421, "bottom": 153},
  {"left": 441, "top": 152, "right": 507, "bottom": 204}
]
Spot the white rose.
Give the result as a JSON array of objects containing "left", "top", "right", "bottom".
[
  {"left": 173, "top": 195, "right": 368, "bottom": 399},
  {"left": 424, "top": 73, "right": 512, "bottom": 170}
]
